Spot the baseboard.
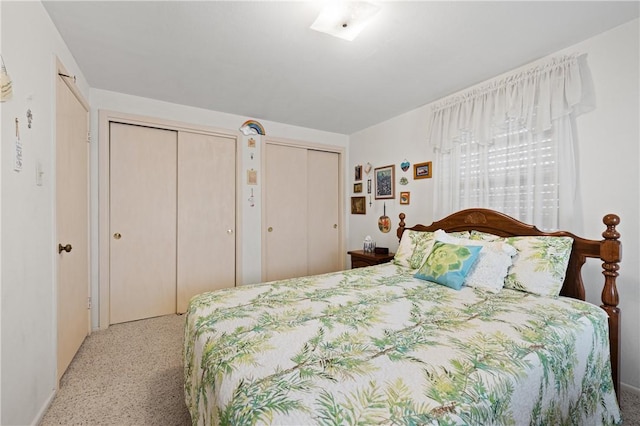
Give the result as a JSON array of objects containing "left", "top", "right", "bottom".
[
  {"left": 621, "top": 382, "right": 640, "bottom": 396},
  {"left": 31, "top": 388, "right": 56, "bottom": 426}
]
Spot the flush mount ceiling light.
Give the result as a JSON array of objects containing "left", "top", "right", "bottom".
[{"left": 310, "top": 1, "right": 381, "bottom": 41}]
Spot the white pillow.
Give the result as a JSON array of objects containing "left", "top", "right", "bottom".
[{"left": 434, "top": 230, "right": 516, "bottom": 293}]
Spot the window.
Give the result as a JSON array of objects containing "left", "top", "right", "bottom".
[{"left": 429, "top": 55, "right": 593, "bottom": 230}]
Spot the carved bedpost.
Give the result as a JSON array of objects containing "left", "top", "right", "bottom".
[
  {"left": 600, "top": 214, "right": 621, "bottom": 399},
  {"left": 397, "top": 213, "right": 406, "bottom": 241}
]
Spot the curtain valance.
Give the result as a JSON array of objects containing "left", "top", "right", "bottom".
[{"left": 429, "top": 54, "right": 594, "bottom": 152}]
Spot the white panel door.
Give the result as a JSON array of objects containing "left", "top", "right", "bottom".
[
  {"left": 109, "top": 123, "right": 177, "bottom": 324},
  {"left": 264, "top": 143, "right": 308, "bottom": 281},
  {"left": 307, "top": 150, "right": 341, "bottom": 275},
  {"left": 177, "top": 131, "right": 236, "bottom": 312},
  {"left": 56, "top": 74, "right": 90, "bottom": 381}
]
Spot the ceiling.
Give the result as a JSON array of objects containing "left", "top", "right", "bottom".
[{"left": 43, "top": 1, "right": 639, "bottom": 135}]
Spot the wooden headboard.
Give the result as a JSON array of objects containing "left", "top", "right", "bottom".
[{"left": 397, "top": 208, "right": 622, "bottom": 398}]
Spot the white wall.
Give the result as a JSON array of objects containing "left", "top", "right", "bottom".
[
  {"left": 348, "top": 106, "right": 433, "bottom": 252},
  {"left": 570, "top": 19, "right": 640, "bottom": 394},
  {"left": 349, "top": 19, "right": 640, "bottom": 391},
  {"left": 89, "top": 89, "right": 349, "bottom": 329},
  {"left": 0, "top": 2, "right": 90, "bottom": 424}
]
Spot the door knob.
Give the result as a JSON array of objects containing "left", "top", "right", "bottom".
[
  {"left": 113, "top": 233, "right": 122, "bottom": 240},
  {"left": 227, "top": 229, "right": 234, "bottom": 234},
  {"left": 58, "top": 243, "right": 72, "bottom": 254},
  {"left": 268, "top": 227, "right": 273, "bottom": 232},
  {"left": 333, "top": 224, "right": 338, "bottom": 229}
]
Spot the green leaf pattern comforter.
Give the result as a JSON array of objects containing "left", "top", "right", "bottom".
[{"left": 184, "top": 263, "right": 621, "bottom": 425}]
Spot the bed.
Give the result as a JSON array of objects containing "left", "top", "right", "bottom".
[{"left": 184, "top": 208, "right": 622, "bottom": 425}]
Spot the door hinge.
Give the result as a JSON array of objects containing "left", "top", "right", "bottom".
[
  {"left": 87, "top": 297, "right": 92, "bottom": 310},
  {"left": 87, "top": 131, "right": 91, "bottom": 144}
]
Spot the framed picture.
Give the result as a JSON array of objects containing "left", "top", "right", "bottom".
[
  {"left": 353, "top": 182, "right": 363, "bottom": 193},
  {"left": 413, "top": 161, "right": 432, "bottom": 179},
  {"left": 354, "top": 165, "right": 362, "bottom": 181},
  {"left": 374, "top": 164, "right": 395, "bottom": 199},
  {"left": 247, "top": 169, "right": 258, "bottom": 185},
  {"left": 367, "top": 179, "right": 372, "bottom": 194},
  {"left": 400, "top": 191, "right": 410, "bottom": 205},
  {"left": 351, "top": 196, "right": 366, "bottom": 214}
]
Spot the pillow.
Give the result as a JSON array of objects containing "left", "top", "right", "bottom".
[
  {"left": 503, "top": 236, "right": 574, "bottom": 297},
  {"left": 469, "top": 230, "right": 504, "bottom": 242},
  {"left": 414, "top": 241, "right": 482, "bottom": 290},
  {"left": 435, "top": 230, "right": 516, "bottom": 293},
  {"left": 394, "top": 230, "right": 436, "bottom": 269},
  {"left": 394, "top": 229, "right": 472, "bottom": 269}
]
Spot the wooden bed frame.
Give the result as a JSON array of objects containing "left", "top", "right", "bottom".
[{"left": 397, "top": 208, "right": 622, "bottom": 398}]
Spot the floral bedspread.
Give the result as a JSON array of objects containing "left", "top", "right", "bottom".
[{"left": 184, "top": 263, "right": 621, "bottom": 425}]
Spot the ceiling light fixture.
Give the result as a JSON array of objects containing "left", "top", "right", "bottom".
[{"left": 310, "top": 1, "right": 381, "bottom": 41}]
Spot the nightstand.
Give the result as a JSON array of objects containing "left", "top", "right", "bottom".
[{"left": 347, "top": 250, "right": 395, "bottom": 269}]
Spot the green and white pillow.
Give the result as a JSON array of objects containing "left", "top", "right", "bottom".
[
  {"left": 414, "top": 241, "right": 482, "bottom": 290},
  {"left": 503, "top": 236, "right": 574, "bottom": 297},
  {"left": 469, "top": 230, "right": 504, "bottom": 242},
  {"left": 435, "top": 230, "right": 516, "bottom": 293},
  {"left": 394, "top": 230, "right": 436, "bottom": 269},
  {"left": 395, "top": 229, "right": 471, "bottom": 269}
]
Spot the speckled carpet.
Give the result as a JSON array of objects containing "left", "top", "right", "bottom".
[
  {"left": 41, "top": 314, "right": 191, "bottom": 425},
  {"left": 41, "top": 313, "right": 640, "bottom": 425}
]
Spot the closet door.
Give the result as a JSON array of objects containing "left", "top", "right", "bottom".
[
  {"left": 177, "top": 131, "right": 236, "bottom": 312},
  {"left": 264, "top": 143, "right": 341, "bottom": 281},
  {"left": 109, "top": 123, "right": 177, "bottom": 324},
  {"left": 307, "top": 150, "right": 341, "bottom": 275},
  {"left": 264, "top": 143, "right": 308, "bottom": 281}
]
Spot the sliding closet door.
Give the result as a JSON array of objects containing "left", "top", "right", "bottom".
[
  {"left": 264, "top": 143, "right": 308, "bottom": 281},
  {"left": 176, "top": 131, "right": 236, "bottom": 312},
  {"left": 307, "top": 150, "right": 341, "bottom": 275},
  {"left": 109, "top": 123, "right": 177, "bottom": 324},
  {"left": 264, "top": 142, "right": 342, "bottom": 281}
]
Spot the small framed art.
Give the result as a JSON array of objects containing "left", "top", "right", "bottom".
[
  {"left": 351, "top": 196, "right": 366, "bottom": 214},
  {"left": 247, "top": 169, "right": 258, "bottom": 185},
  {"left": 374, "top": 164, "right": 395, "bottom": 199},
  {"left": 400, "top": 191, "right": 410, "bottom": 205},
  {"left": 413, "top": 161, "right": 432, "bottom": 179},
  {"left": 354, "top": 182, "right": 363, "bottom": 193},
  {"left": 355, "top": 165, "right": 362, "bottom": 181}
]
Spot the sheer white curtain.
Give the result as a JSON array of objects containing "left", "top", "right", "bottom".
[{"left": 429, "top": 54, "right": 594, "bottom": 230}]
